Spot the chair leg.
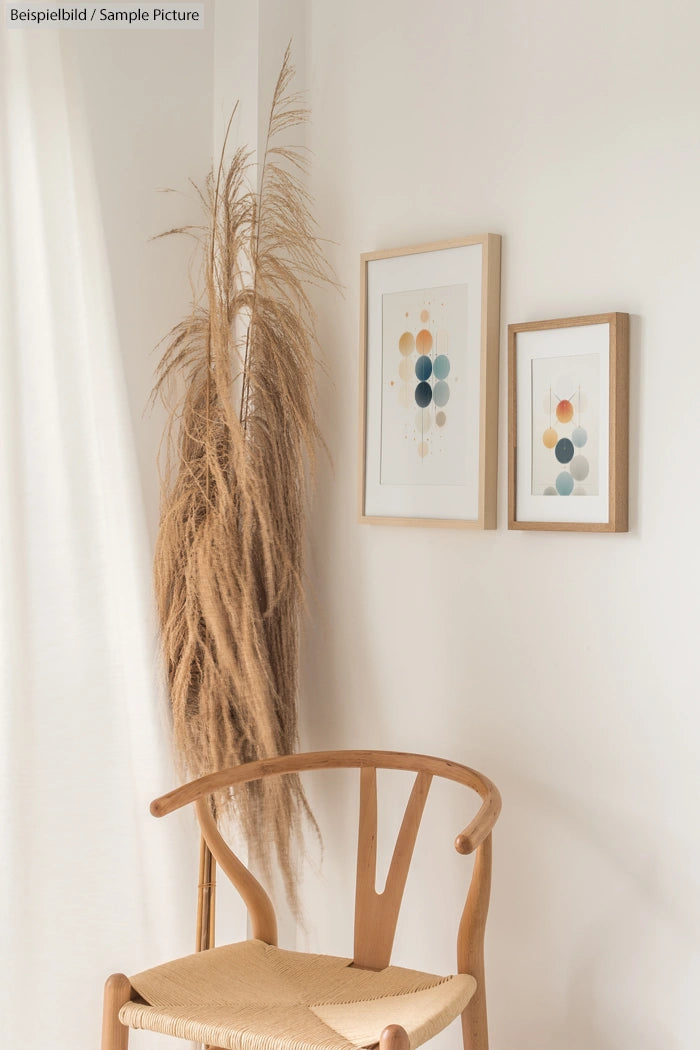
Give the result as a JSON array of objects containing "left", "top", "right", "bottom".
[
  {"left": 458, "top": 835, "right": 492, "bottom": 1050},
  {"left": 461, "top": 973, "right": 488, "bottom": 1050},
  {"left": 379, "top": 1024, "right": 410, "bottom": 1050},
  {"left": 101, "top": 973, "right": 132, "bottom": 1050}
]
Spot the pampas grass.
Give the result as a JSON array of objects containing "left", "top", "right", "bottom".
[{"left": 152, "top": 49, "right": 332, "bottom": 909}]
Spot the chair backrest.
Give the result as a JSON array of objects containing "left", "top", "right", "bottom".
[{"left": 151, "top": 750, "right": 501, "bottom": 973}]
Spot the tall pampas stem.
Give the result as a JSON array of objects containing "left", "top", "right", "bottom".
[{"left": 153, "top": 48, "right": 332, "bottom": 916}]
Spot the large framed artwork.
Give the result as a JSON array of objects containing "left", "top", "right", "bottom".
[
  {"left": 359, "top": 235, "right": 501, "bottom": 528},
  {"left": 508, "top": 313, "right": 629, "bottom": 532}
]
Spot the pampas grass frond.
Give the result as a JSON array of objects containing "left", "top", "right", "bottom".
[{"left": 152, "top": 48, "right": 333, "bottom": 909}]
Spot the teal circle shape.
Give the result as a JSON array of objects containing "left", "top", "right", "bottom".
[
  {"left": 555, "top": 472, "right": 574, "bottom": 496},
  {"left": 415, "top": 381, "right": 432, "bottom": 408},
  {"left": 415, "top": 356, "right": 432, "bottom": 381},
  {"left": 433, "top": 380, "right": 450, "bottom": 407},
  {"left": 555, "top": 438, "right": 574, "bottom": 464},
  {"left": 433, "top": 354, "right": 450, "bottom": 380},
  {"left": 572, "top": 426, "right": 588, "bottom": 448}
]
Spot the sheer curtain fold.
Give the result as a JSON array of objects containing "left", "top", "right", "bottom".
[{"left": 1, "top": 25, "right": 191, "bottom": 1050}]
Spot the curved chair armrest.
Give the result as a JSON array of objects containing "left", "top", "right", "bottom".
[
  {"left": 151, "top": 750, "right": 500, "bottom": 818},
  {"left": 454, "top": 786, "right": 502, "bottom": 855}
]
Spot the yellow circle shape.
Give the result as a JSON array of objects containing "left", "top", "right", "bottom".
[
  {"left": 399, "top": 331, "right": 415, "bottom": 356},
  {"left": 542, "top": 427, "right": 558, "bottom": 449},
  {"left": 417, "top": 441, "right": 429, "bottom": 458}
]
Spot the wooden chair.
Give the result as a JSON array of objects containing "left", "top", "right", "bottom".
[{"left": 101, "top": 750, "right": 501, "bottom": 1050}]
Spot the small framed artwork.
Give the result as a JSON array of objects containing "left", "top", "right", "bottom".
[
  {"left": 508, "top": 313, "right": 629, "bottom": 532},
  {"left": 359, "top": 234, "right": 501, "bottom": 528}
]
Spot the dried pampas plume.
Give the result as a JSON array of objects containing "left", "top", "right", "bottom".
[{"left": 152, "top": 48, "right": 332, "bottom": 910}]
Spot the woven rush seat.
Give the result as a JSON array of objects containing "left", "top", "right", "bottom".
[{"left": 120, "top": 938, "right": 476, "bottom": 1050}]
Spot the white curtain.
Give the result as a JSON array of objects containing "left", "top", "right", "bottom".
[{"left": 0, "top": 25, "right": 194, "bottom": 1050}]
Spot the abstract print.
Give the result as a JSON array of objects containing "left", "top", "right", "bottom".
[
  {"left": 531, "top": 353, "right": 600, "bottom": 497},
  {"left": 380, "top": 283, "right": 468, "bottom": 486}
]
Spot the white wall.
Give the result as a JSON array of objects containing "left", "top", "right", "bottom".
[{"left": 296, "top": 2, "right": 700, "bottom": 1049}]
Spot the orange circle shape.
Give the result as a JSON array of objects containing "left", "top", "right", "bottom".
[
  {"left": 416, "top": 329, "right": 433, "bottom": 355},
  {"left": 556, "top": 399, "right": 574, "bottom": 423},
  {"left": 542, "top": 427, "right": 558, "bottom": 449}
]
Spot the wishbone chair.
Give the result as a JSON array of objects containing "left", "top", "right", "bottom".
[{"left": 101, "top": 750, "right": 501, "bottom": 1050}]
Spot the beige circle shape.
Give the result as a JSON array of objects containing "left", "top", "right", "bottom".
[
  {"left": 398, "top": 357, "right": 413, "bottom": 382},
  {"left": 570, "top": 456, "right": 589, "bottom": 481}
]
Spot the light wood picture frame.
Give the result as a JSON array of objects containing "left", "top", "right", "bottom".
[
  {"left": 508, "top": 313, "right": 629, "bottom": 532},
  {"left": 359, "top": 234, "right": 501, "bottom": 528}
]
